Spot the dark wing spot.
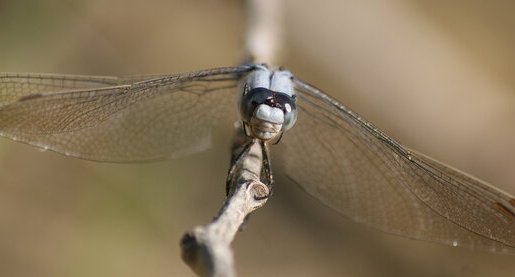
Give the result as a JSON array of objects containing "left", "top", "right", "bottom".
[
  {"left": 18, "top": 93, "right": 43, "bottom": 102},
  {"left": 510, "top": 199, "right": 515, "bottom": 208},
  {"left": 494, "top": 202, "right": 515, "bottom": 219}
]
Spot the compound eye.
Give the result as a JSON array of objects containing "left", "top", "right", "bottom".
[
  {"left": 268, "top": 92, "right": 297, "bottom": 131},
  {"left": 273, "top": 93, "right": 295, "bottom": 112},
  {"left": 240, "top": 87, "right": 273, "bottom": 122},
  {"left": 281, "top": 97, "right": 297, "bottom": 131}
]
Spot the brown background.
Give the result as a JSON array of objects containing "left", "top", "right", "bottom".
[{"left": 0, "top": 0, "right": 514, "bottom": 276}]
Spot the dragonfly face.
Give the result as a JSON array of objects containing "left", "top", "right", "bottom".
[{"left": 239, "top": 65, "right": 297, "bottom": 141}]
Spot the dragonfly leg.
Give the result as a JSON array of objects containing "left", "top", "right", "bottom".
[
  {"left": 260, "top": 140, "right": 274, "bottom": 195},
  {"left": 226, "top": 139, "right": 254, "bottom": 195}
]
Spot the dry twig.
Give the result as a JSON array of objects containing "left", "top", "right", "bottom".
[{"left": 179, "top": 1, "right": 283, "bottom": 275}]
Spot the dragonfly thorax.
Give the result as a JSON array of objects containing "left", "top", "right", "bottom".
[{"left": 239, "top": 65, "right": 297, "bottom": 141}]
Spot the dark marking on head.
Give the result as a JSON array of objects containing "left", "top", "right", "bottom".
[
  {"left": 18, "top": 93, "right": 43, "bottom": 102},
  {"left": 494, "top": 202, "right": 515, "bottom": 219}
]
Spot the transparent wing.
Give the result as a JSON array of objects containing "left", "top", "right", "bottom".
[
  {"left": 281, "top": 78, "right": 515, "bottom": 254},
  {"left": 0, "top": 66, "right": 253, "bottom": 161}
]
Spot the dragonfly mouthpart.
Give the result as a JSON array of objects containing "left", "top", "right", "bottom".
[{"left": 248, "top": 116, "right": 282, "bottom": 141}]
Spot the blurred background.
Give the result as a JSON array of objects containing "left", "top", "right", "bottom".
[{"left": 1, "top": 0, "right": 514, "bottom": 276}]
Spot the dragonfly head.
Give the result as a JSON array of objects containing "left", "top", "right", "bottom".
[{"left": 240, "top": 65, "right": 297, "bottom": 141}]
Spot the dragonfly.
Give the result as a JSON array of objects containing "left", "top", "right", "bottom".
[{"left": 0, "top": 63, "right": 514, "bottom": 254}]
